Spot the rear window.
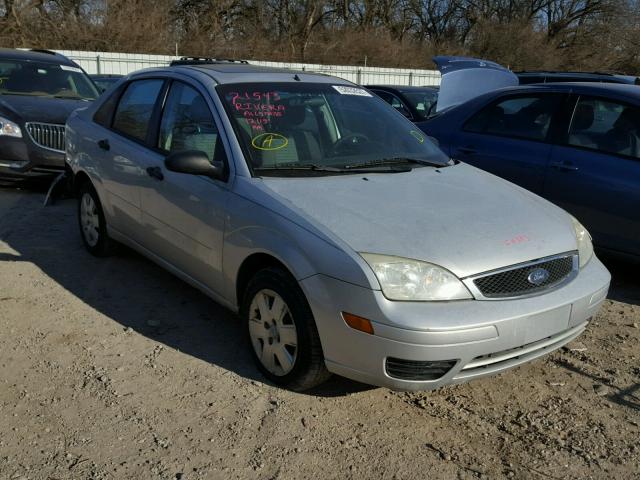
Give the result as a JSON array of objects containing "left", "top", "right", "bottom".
[{"left": 112, "top": 79, "right": 164, "bottom": 142}]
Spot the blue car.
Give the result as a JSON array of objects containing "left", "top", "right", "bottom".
[{"left": 417, "top": 57, "right": 640, "bottom": 259}]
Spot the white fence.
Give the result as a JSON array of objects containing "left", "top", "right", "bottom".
[{"left": 54, "top": 49, "right": 441, "bottom": 87}]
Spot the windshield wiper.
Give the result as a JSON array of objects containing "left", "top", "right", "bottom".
[
  {"left": 254, "top": 164, "right": 343, "bottom": 172},
  {"left": 254, "top": 163, "right": 412, "bottom": 174},
  {"left": 342, "top": 157, "right": 448, "bottom": 169}
]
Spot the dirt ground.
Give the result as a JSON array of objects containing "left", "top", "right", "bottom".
[{"left": 0, "top": 187, "right": 638, "bottom": 480}]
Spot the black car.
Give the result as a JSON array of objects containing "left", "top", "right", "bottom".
[
  {"left": 90, "top": 74, "right": 123, "bottom": 92},
  {"left": 516, "top": 71, "right": 640, "bottom": 85},
  {"left": 0, "top": 48, "right": 99, "bottom": 182},
  {"left": 366, "top": 85, "right": 439, "bottom": 121}
]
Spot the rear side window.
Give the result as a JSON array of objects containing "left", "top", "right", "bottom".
[
  {"left": 112, "top": 79, "right": 164, "bottom": 142},
  {"left": 93, "top": 84, "right": 124, "bottom": 127},
  {"left": 464, "top": 94, "right": 559, "bottom": 141},
  {"left": 567, "top": 96, "right": 640, "bottom": 159},
  {"left": 158, "top": 82, "right": 223, "bottom": 163}
]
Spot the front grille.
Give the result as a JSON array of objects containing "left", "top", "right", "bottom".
[
  {"left": 385, "top": 358, "right": 456, "bottom": 381},
  {"left": 472, "top": 254, "right": 576, "bottom": 299},
  {"left": 26, "top": 122, "right": 66, "bottom": 153}
]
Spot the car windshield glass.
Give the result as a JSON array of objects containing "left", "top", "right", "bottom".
[
  {"left": 0, "top": 60, "right": 98, "bottom": 100},
  {"left": 217, "top": 82, "right": 448, "bottom": 175},
  {"left": 400, "top": 89, "right": 439, "bottom": 120}
]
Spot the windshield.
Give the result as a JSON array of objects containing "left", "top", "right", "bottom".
[
  {"left": 217, "top": 82, "right": 448, "bottom": 175},
  {"left": 0, "top": 60, "right": 99, "bottom": 100},
  {"left": 401, "top": 89, "right": 439, "bottom": 120}
]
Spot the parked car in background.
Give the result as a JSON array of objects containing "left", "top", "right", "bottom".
[
  {"left": 418, "top": 57, "right": 640, "bottom": 259},
  {"left": 516, "top": 71, "right": 640, "bottom": 85},
  {"left": 366, "top": 85, "right": 439, "bottom": 120},
  {"left": 0, "top": 48, "right": 99, "bottom": 183},
  {"left": 90, "top": 74, "right": 123, "bottom": 92},
  {"left": 67, "top": 59, "right": 609, "bottom": 392}
]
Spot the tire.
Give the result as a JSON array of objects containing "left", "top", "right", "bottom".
[
  {"left": 78, "top": 181, "right": 114, "bottom": 257},
  {"left": 242, "top": 267, "right": 331, "bottom": 391}
]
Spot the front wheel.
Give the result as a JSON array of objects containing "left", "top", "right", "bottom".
[{"left": 242, "top": 268, "right": 330, "bottom": 391}]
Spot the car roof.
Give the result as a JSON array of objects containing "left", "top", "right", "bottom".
[
  {"left": 138, "top": 63, "right": 352, "bottom": 85},
  {"left": 516, "top": 71, "right": 639, "bottom": 85},
  {"left": 0, "top": 48, "right": 77, "bottom": 65},
  {"left": 512, "top": 82, "right": 640, "bottom": 98},
  {"left": 366, "top": 85, "right": 439, "bottom": 91}
]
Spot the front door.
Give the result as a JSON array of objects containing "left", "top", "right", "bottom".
[
  {"left": 451, "top": 93, "right": 565, "bottom": 194},
  {"left": 138, "top": 80, "right": 230, "bottom": 294}
]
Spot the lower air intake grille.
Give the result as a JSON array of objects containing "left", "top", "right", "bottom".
[
  {"left": 26, "top": 122, "right": 66, "bottom": 153},
  {"left": 385, "top": 358, "right": 456, "bottom": 381},
  {"left": 473, "top": 254, "right": 576, "bottom": 299}
]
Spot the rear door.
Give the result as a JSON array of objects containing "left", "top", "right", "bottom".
[
  {"left": 137, "top": 79, "right": 231, "bottom": 294},
  {"left": 543, "top": 94, "right": 640, "bottom": 256},
  {"left": 93, "top": 78, "right": 166, "bottom": 239},
  {"left": 450, "top": 92, "right": 566, "bottom": 194}
]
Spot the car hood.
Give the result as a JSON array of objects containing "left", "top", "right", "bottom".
[
  {"left": 260, "top": 163, "right": 577, "bottom": 278},
  {"left": 433, "top": 56, "right": 518, "bottom": 113},
  {"left": 0, "top": 94, "right": 91, "bottom": 124}
]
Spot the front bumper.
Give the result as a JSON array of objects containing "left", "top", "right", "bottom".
[
  {"left": 301, "top": 256, "right": 610, "bottom": 391},
  {"left": 0, "top": 136, "right": 65, "bottom": 181}
]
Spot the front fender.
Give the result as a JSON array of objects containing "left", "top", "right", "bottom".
[{"left": 222, "top": 193, "right": 377, "bottom": 307}]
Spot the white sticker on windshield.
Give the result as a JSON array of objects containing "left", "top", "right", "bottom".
[
  {"left": 332, "top": 85, "right": 372, "bottom": 97},
  {"left": 60, "top": 65, "right": 82, "bottom": 73}
]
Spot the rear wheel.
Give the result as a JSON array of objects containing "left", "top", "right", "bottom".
[
  {"left": 78, "top": 181, "right": 114, "bottom": 257},
  {"left": 242, "top": 267, "right": 330, "bottom": 391}
]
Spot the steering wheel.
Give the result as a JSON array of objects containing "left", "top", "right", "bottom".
[{"left": 332, "top": 134, "right": 370, "bottom": 154}]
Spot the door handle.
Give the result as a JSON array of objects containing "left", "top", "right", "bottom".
[
  {"left": 458, "top": 146, "right": 477, "bottom": 155},
  {"left": 97, "top": 139, "right": 110, "bottom": 151},
  {"left": 146, "top": 166, "right": 164, "bottom": 181},
  {"left": 550, "top": 161, "right": 579, "bottom": 172}
]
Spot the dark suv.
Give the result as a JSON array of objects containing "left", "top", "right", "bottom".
[{"left": 0, "top": 49, "right": 99, "bottom": 182}]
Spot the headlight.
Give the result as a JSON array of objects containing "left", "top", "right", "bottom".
[
  {"left": 571, "top": 217, "right": 593, "bottom": 268},
  {"left": 0, "top": 116, "right": 22, "bottom": 138},
  {"left": 360, "top": 253, "right": 472, "bottom": 301}
]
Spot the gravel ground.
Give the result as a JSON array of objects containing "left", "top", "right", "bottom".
[{"left": 0, "top": 187, "right": 638, "bottom": 480}]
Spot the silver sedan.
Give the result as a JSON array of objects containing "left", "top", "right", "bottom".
[{"left": 66, "top": 60, "right": 610, "bottom": 391}]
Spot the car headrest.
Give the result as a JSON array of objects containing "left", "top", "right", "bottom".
[
  {"left": 613, "top": 107, "right": 639, "bottom": 131},
  {"left": 189, "top": 95, "right": 212, "bottom": 123},
  {"left": 572, "top": 103, "right": 594, "bottom": 131}
]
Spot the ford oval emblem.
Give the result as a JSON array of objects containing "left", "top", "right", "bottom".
[{"left": 527, "top": 267, "right": 550, "bottom": 286}]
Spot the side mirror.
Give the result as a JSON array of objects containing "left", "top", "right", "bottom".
[{"left": 164, "top": 150, "right": 225, "bottom": 180}]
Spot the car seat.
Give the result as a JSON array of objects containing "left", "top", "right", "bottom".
[
  {"left": 260, "top": 103, "right": 322, "bottom": 166},
  {"left": 568, "top": 103, "right": 597, "bottom": 149},
  {"left": 171, "top": 95, "right": 218, "bottom": 160},
  {"left": 601, "top": 107, "right": 640, "bottom": 158}
]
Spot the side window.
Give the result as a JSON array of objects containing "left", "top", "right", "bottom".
[
  {"left": 112, "top": 79, "right": 164, "bottom": 142},
  {"left": 464, "top": 95, "right": 558, "bottom": 141},
  {"left": 567, "top": 96, "right": 640, "bottom": 159},
  {"left": 373, "top": 90, "right": 411, "bottom": 118},
  {"left": 93, "top": 84, "right": 125, "bottom": 127},
  {"left": 158, "top": 82, "right": 222, "bottom": 163}
]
